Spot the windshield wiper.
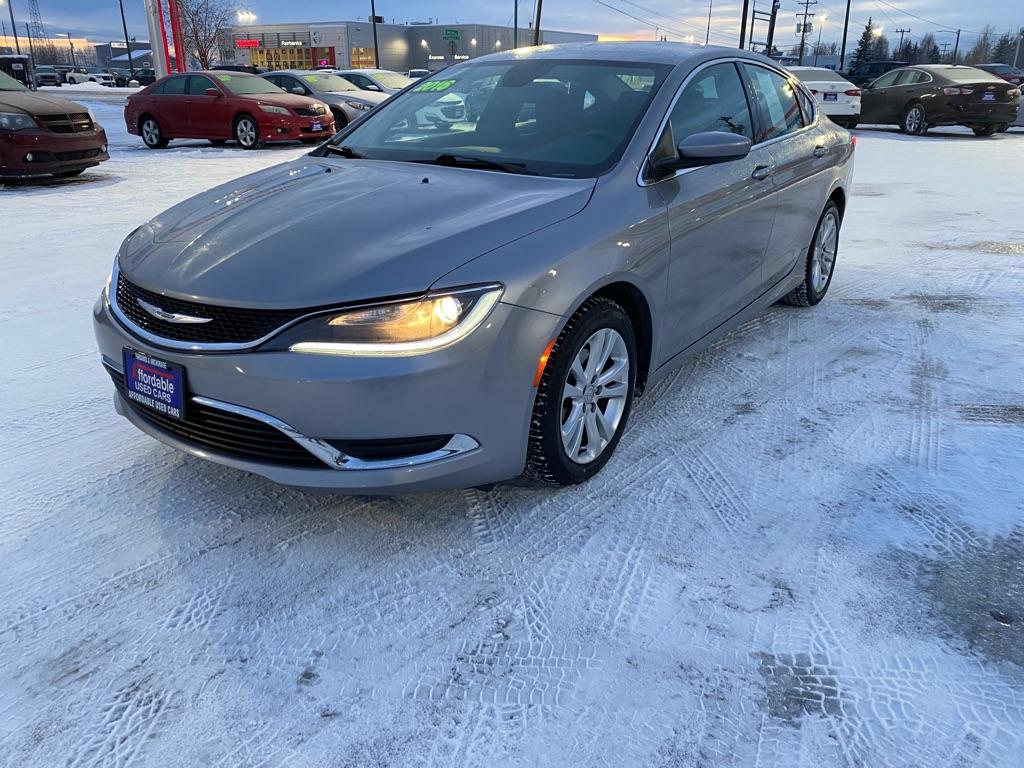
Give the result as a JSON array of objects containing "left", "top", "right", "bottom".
[
  {"left": 323, "top": 144, "right": 366, "bottom": 159},
  {"left": 417, "top": 153, "right": 534, "bottom": 174}
]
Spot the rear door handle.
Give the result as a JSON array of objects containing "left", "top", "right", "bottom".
[
  {"left": 813, "top": 145, "right": 828, "bottom": 158},
  {"left": 751, "top": 164, "right": 775, "bottom": 180}
]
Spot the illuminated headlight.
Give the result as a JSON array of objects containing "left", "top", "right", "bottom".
[
  {"left": 0, "top": 111, "right": 36, "bottom": 130},
  {"left": 259, "top": 104, "right": 290, "bottom": 116},
  {"left": 344, "top": 100, "right": 372, "bottom": 111},
  {"left": 275, "top": 285, "right": 503, "bottom": 356}
]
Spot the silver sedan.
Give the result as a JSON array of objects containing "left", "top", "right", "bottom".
[{"left": 93, "top": 42, "right": 854, "bottom": 493}]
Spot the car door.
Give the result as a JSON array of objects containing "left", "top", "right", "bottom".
[
  {"left": 859, "top": 69, "right": 902, "bottom": 123},
  {"left": 152, "top": 75, "right": 190, "bottom": 135},
  {"left": 649, "top": 61, "right": 778, "bottom": 355},
  {"left": 742, "top": 63, "right": 833, "bottom": 287},
  {"left": 185, "top": 74, "right": 230, "bottom": 138}
]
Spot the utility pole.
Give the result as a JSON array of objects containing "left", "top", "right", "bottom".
[
  {"left": 952, "top": 28, "right": 960, "bottom": 64},
  {"left": 739, "top": 0, "right": 750, "bottom": 48},
  {"left": 25, "top": 21, "right": 34, "bottom": 86},
  {"left": 895, "top": 27, "right": 909, "bottom": 57},
  {"left": 939, "top": 41, "right": 950, "bottom": 61},
  {"left": 748, "top": 1, "right": 757, "bottom": 51},
  {"left": 705, "top": 0, "right": 713, "bottom": 45},
  {"left": 838, "top": 0, "right": 852, "bottom": 69},
  {"left": 796, "top": 0, "right": 817, "bottom": 66},
  {"left": 370, "top": 0, "right": 380, "bottom": 67},
  {"left": 65, "top": 31, "right": 76, "bottom": 68},
  {"left": 765, "top": 0, "right": 780, "bottom": 55},
  {"left": 5, "top": 0, "right": 21, "bottom": 54},
  {"left": 118, "top": 0, "right": 136, "bottom": 82},
  {"left": 531, "top": 0, "right": 543, "bottom": 46},
  {"left": 513, "top": 0, "right": 518, "bottom": 48}
]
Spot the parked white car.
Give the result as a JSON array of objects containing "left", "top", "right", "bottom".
[
  {"left": 788, "top": 66, "right": 860, "bottom": 128},
  {"left": 65, "top": 67, "right": 116, "bottom": 86}
]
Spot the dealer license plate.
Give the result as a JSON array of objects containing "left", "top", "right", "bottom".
[
  {"left": 122, "top": 348, "right": 186, "bottom": 421},
  {"left": 311, "top": 120, "right": 323, "bottom": 131},
  {"left": 824, "top": 92, "right": 838, "bottom": 102}
]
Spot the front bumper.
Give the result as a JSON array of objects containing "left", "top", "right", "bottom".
[
  {"left": 93, "top": 292, "right": 560, "bottom": 493},
  {"left": 0, "top": 126, "right": 109, "bottom": 178},
  {"left": 257, "top": 113, "right": 336, "bottom": 142}
]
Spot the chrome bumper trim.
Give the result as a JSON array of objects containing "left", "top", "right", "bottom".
[{"left": 191, "top": 395, "right": 479, "bottom": 471}]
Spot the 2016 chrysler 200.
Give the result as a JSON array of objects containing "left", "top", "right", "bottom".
[{"left": 93, "top": 43, "right": 854, "bottom": 493}]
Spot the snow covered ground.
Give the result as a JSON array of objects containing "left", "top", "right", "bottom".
[{"left": 1, "top": 101, "right": 1023, "bottom": 767}]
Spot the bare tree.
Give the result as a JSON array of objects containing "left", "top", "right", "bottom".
[
  {"left": 965, "top": 24, "right": 994, "bottom": 65},
  {"left": 177, "top": 0, "right": 236, "bottom": 69}
]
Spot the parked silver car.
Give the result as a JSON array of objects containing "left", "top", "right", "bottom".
[
  {"left": 93, "top": 43, "right": 854, "bottom": 493},
  {"left": 261, "top": 70, "right": 387, "bottom": 128}
]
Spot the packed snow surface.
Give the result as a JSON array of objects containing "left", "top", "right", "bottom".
[{"left": 1, "top": 102, "right": 1022, "bottom": 767}]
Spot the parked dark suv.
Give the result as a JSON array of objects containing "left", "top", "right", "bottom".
[{"left": 845, "top": 60, "right": 906, "bottom": 87}]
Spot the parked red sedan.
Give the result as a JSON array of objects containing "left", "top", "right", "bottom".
[{"left": 124, "top": 71, "right": 335, "bottom": 149}]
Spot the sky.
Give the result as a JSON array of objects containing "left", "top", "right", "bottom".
[{"left": 12, "top": 0, "right": 1024, "bottom": 53}]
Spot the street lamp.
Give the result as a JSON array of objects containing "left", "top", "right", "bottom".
[{"left": 236, "top": 10, "right": 257, "bottom": 24}]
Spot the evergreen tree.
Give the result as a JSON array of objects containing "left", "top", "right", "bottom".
[
  {"left": 991, "top": 32, "right": 1015, "bottom": 64},
  {"left": 850, "top": 18, "right": 877, "bottom": 68}
]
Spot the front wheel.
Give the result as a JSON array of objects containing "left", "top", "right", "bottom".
[
  {"left": 523, "top": 297, "right": 637, "bottom": 486},
  {"left": 972, "top": 124, "right": 997, "bottom": 136},
  {"left": 901, "top": 103, "right": 928, "bottom": 135},
  {"left": 782, "top": 201, "right": 841, "bottom": 307},
  {"left": 234, "top": 115, "right": 263, "bottom": 149}
]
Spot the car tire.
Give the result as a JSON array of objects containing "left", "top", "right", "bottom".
[
  {"left": 330, "top": 108, "right": 348, "bottom": 129},
  {"left": 900, "top": 103, "right": 928, "bottom": 135},
  {"left": 140, "top": 116, "right": 169, "bottom": 149},
  {"left": 782, "top": 200, "right": 842, "bottom": 308},
  {"left": 234, "top": 114, "right": 263, "bottom": 149},
  {"left": 972, "top": 125, "right": 997, "bottom": 136},
  {"left": 523, "top": 297, "right": 637, "bottom": 486}
]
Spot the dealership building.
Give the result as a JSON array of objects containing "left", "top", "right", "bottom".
[{"left": 218, "top": 21, "right": 596, "bottom": 72}]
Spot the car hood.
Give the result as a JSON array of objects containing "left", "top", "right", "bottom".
[
  {"left": 236, "top": 92, "right": 325, "bottom": 110},
  {"left": 0, "top": 90, "right": 88, "bottom": 115},
  {"left": 317, "top": 90, "right": 389, "bottom": 106},
  {"left": 119, "top": 158, "right": 595, "bottom": 309}
]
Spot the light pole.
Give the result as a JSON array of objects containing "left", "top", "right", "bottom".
[
  {"left": 65, "top": 31, "right": 77, "bottom": 68},
  {"left": 119, "top": 0, "right": 136, "bottom": 82},
  {"left": 813, "top": 15, "right": 827, "bottom": 66},
  {"left": 705, "top": 0, "right": 712, "bottom": 45},
  {"left": 838, "top": 0, "right": 852, "bottom": 70},
  {"left": 2, "top": 0, "right": 21, "bottom": 54}
]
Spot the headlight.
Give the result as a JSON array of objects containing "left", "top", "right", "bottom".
[
  {"left": 344, "top": 100, "right": 372, "bottom": 111},
  {"left": 259, "top": 104, "right": 290, "bottom": 116},
  {"left": 275, "top": 285, "right": 502, "bottom": 356},
  {"left": 0, "top": 111, "right": 36, "bottom": 131}
]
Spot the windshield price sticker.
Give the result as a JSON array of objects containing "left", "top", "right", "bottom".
[{"left": 414, "top": 79, "right": 456, "bottom": 93}]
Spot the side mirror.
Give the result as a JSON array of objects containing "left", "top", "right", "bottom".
[
  {"left": 366, "top": 84, "right": 382, "bottom": 91},
  {"left": 651, "top": 131, "right": 753, "bottom": 176},
  {"left": 291, "top": 86, "right": 306, "bottom": 95},
  {"left": 204, "top": 87, "right": 221, "bottom": 97}
]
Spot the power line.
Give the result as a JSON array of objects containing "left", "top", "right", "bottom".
[
  {"left": 616, "top": 0, "right": 737, "bottom": 43},
  {"left": 590, "top": 0, "right": 735, "bottom": 45},
  {"left": 872, "top": 0, "right": 981, "bottom": 36}
]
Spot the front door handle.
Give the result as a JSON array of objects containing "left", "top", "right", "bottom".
[
  {"left": 813, "top": 145, "right": 828, "bottom": 158},
  {"left": 751, "top": 164, "right": 775, "bottom": 180}
]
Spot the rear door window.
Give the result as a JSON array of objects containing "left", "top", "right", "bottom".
[
  {"left": 160, "top": 75, "right": 187, "bottom": 95},
  {"left": 743, "top": 64, "right": 804, "bottom": 142}
]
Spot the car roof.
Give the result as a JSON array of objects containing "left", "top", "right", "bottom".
[{"left": 476, "top": 40, "right": 760, "bottom": 66}]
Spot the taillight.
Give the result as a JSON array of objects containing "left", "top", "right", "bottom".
[
  {"left": 1009, "top": 88, "right": 1021, "bottom": 99},
  {"left": 942, "top": 86, "right": 974, "bottom": 95},
  {"left": 844, "top": 89, "right": 862, "bottom": 97},
  {"left": 850, "top": 135, "right": 857, "bottom": 147}
]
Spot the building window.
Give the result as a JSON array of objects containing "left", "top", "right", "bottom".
[{"left": 350, "top": 47, "right": 376, "bottom": 69}]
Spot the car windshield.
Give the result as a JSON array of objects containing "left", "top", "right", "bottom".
[
  {"left": 0, "top": 71, "right": 27, "bottom": 91},
  {"left": 325, "top": 59, "right": 669, "bottom": 178},
  {"left": 216, "top": 74, "right": 283, "bottom": 94},
  {"left": 300, "top": 73, "right": 360, "bottom": 92},
  {"left": 371, "top": 71, "right": 415, "bottom": 89},
  {"left": 792, "top": 68, "right": 847, "bottom": 82},
  {"left": 942, "top": 66, "right": 1001, "bottom": 82}
]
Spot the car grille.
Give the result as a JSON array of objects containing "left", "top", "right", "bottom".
[
  {"left": 37, "top": 112, "right": 93, "bottom": 133},
  {"left": 106, "top": 366, "right": 326, "bottom": 468},
  {"left": 54, "top": 147, "right": 104, "bottom": 161},
  {"left": 294, "top": 105, "right": 326, "bottom": 117},
  {"left": 115, "top": 273, "right": 310, "bottom": 344}
]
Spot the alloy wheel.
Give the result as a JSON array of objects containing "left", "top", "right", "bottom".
[
  {"left": 810, "top": 210, "right": 839, "bottom": 293},
  {"left": 560, "top": 328, "right": 630, "bottom": 465},
  {"left": 236, "top": 118, "right": 258, "bottom": 147},
  {"left": 141, "top": 119, "right": 160, "bottom": 146},
  {"left": 904, "top": 105, "right": 924, "bottom": 134}
]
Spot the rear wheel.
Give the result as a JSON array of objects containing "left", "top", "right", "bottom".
[
  {"left": 140, "top": 116, "right": 168, "bottom": 149},
  {"left": 900, "top": 103, "right": 927, "bottom": 135},
  {"left": 782, "top": 201, "right": 841, "bottom": 308},
  {"left": 234, "top": 114, "right": 263, "bottom": 149},
  {"left": 972, "top": 124, "right": 997, "bottom": 136},
  {"left": 524, "top": 297, "right": 637, "bottom": 486}
]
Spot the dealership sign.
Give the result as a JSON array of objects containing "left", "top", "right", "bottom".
[
  {"left": 442, "top": 28, "right": 460, "bottom": 41},
  {"left": 235, "top": 39, "right": 260, "bottom": 48},
  {"left": 281, "top": 40, "right": 305, "bottom": 47}
]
